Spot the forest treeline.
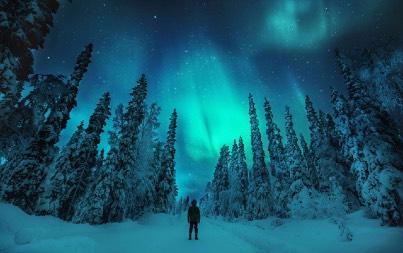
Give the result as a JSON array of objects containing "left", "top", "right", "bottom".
[
  {"left": 0, "top": 1, "right": 178, "bottom": 224},
  {"left": 201, "top": 46, "right": 403, "bottom": 226}
]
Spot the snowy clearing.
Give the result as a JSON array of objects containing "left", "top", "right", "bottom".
[{"left": 0, "top": 203, "right": 402, "bottom": 253}]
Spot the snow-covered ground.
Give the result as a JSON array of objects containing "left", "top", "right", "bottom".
[{"left": 0, "top": 203, "right": 402, "bottom": 253}]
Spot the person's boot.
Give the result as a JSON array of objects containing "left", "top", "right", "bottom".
[
  {"left": 188, "top": 233, "right": 192, "bottom": 240},
  {"left": 195, "top": 233, "right": 198, "bottom": 240}
]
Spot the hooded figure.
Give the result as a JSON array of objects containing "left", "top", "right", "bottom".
[{"left": 187, "top": 199, "right": 200, "bottom": 240}]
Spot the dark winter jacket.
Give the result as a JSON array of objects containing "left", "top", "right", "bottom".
[{"left": 188, "top": 205, "right": 200, "bottom": 223}]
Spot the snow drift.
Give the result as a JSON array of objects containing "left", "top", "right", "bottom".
[{"left": 1, "top": 203, "right": 402, "bottom": 253}]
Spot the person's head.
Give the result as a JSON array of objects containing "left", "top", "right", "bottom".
[{"left": 191, "top": 199, "right": 197, "bottom": 206}]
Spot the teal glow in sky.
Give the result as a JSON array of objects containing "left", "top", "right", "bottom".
[
  {"left": 34, "top": 0, "right": 403, "bottom": 197},
  {"left": 161, "top": 44, "right": 250, "bottom": 161},
  {"left": 264, "top": 0, "right": 329, "bottom": 49}
]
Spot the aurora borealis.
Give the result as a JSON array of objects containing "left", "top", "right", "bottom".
[{"left": 33, "top": 0, "right": 403, "bottom": 197}]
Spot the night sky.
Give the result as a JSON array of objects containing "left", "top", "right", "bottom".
[{"left": 33, "top": 0, "right": 403, "bottom": 197}]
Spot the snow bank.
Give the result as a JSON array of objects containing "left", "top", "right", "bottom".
[{"left": 0, "top": 203, "right": 402, "bottom": 253}]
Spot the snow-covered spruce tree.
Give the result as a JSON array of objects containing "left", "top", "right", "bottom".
[
  {"left": 264, "top": 98, "right": 290, "bottom": 217},
  {"left": 151, "top": 141, "right": 164, "bottom": 212},
  {"left": 38, "top": 92, "right": 111, "bottom": 220},
  {"left": 68, "top": 44, "right": 93, "bottom": 88},
  {"left": 247, "top": 94, "right": 272, "bottom": 219},
  {"left": 284, "top": 107, "right": 305, "bottom": 183},
  {"left": 289, "top": 121, "right": 349, "bottom": 219},
  {"left": 0, "top": 44, "right": 93, "bottom": 213},
  {"left": 305, "top": 96, "right": 353, "bottom": 212},
  {"left": 264, "top": 98, "right": 286, "bottom": 177},
  {"left": 229, "top": 140, "right": 239, "bottom": 184},
  {"left": 330, "top": 87, "right": 352, "bottom": 161},
  {"left": 85, "top": 92, "right": 111, "bottom": 137},
  {"left": 284, "top": 106, "right": 311, "bottom": 212},
  {"left": 211, "top": 145, "right": 230, "bottom": 216},
  {"left": 303, "top": 96, "right": 321, "bottom": 187},
  {"left": 155, "top": 109, "right": 178, "bottom": 213},
  {"left": 299, "top": 134, "right": 309, "bottom": 158},
  {"left": 325, "top": 112, "right": 358, "bottom": 211},
  {"left": 304, "top": 96, "right": 349, "bottom": 193},
  {"left": 36, "top": 121, "right": 85, "bottom": 215},
  {"left": 136, "top": 103, "right": 161, "bottom": 174},
  {"left": 227, "top": 140, "right": 243, "bottom": 218},
  {"left": 165, "top": 108, "right": 179, "bottom": 209},
  {"left": 107, "top": 103, "right": 125, "bottom": 148},
  {"left": 133, "top": 103, "right": 162, "bottom": 214},
  {"left": 73, "top": 144, "right": 126, "bottom": 224},
  {"left": 0, "top": 0, "right": 59, "bottom": 106},
  {"left": 73, "top": 103, "right": 128, "bottom": 224},
  {"left": 317, "top": 110, "right": 326, "bottom": 133},
  {"left": 333, "top": 49, "right": 403, "bottom": 226},
  {"left": 237, "top": 137, "right": 249, "bottom": 212},
  {"left": 74, "top": 104, "right": 126, "bottom": 224},
  {"left": 299, "top": 134, "right": 317, "bottom": 188},
  {"left": 329, "top": 87, "right": 361, "bottom": 212},
  {"left": 111, "top": 74, "right": 148, "bottom": 219}
]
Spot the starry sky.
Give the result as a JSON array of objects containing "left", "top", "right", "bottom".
[{"left": 33, "top": 0, "right": 403, "bottom": 198}]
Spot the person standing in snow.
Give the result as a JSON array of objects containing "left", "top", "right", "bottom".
[{"left": 188, "top": 199, "right": 200, "bottom": 240}]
